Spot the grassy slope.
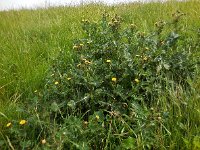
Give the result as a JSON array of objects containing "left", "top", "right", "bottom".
[{"left": 0, "top": 0, "right": 199, "bottom": 149}]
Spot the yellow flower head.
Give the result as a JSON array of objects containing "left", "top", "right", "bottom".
[
  {"left": 54, "top": 81, "right": 59, "bottom": 85},
  {"left": 19, "top": 120, "right": 27, "bottom": 125},
  {"left": 6, "top": 122, "right": 12, "bottom": 127},
  {"left": 134, "top": 78, "right": 140, "bottom": 83},
  {"left": 67, "top": 77, "right": 71, "bottom": 80},
  {"left": 96, "top": 115, "right": 100, "bottom": 120},
  {"left": 106, "top": 60, "right": 111, "bottom": 63},
  {"left": 79, "top": 43, "right": 84, "bottom": 47},
  {"left": 41, "top": 139, "right": 46, "bottom": 144},
  {"left": 112, "top": 77, "right": 117, "bottom": 82}
]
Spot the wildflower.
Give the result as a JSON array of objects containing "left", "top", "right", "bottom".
[
  {"left": 96, "top": 115, "right": 100, "bottom": 120},
  {"left": 41, "top": 139, "right": 46, "bottom": 144},
  {"left": 19, "top": 120, "right": 27, "bottom": 125},
  {"left": 67, "top": 77, "right": 71, "bottom": 80},
  {"left": 79, "top": 43, "right": 84, "bottom": 47},
  {"left": 83, "top": 121, "right": 88, "bottom": 125},
  {"left": 134, "top": 78, "right": 140, "bottom": 83},
  {"left": 73, "top": 45, "right": 79, "bottom": 49},
  {"left": 161, "top": 41, "right": 165, "bottom": 45},
  {"left": 34, "top": 90, "right": 37, "bottom": 93},
  {"left": 112, "top": 77, "right": 117, "bottom": 82},
  {"left": 54, "top": 81, "right": 59, "bottom": 85},
  {"left": 143, "top": 56, "right": 148, "bottom": 61},
  {"left": 157, "top": 117, "right": 162, "bottom": 121},
  {"left": 106, "top": 60, "right": 111, "bottom": 63},
  {"left": 83, "top": 121, "right": 88, "bottom": 128},
  {"left": 6, "top": 122, "right": 12, "bottom": 127}
]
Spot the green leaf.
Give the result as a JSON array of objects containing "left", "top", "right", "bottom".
[
  {"left": 20, "top": 140, "right": 32, "bottom": 148},
  {"left": 121, "top": 137, "right": 135, "bottom": 149}
]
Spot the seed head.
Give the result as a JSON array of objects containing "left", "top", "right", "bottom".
[{"left": 41, "top": 139, "right": 46, "bottom": 144}]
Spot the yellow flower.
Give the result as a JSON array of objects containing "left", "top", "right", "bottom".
[
  {"left": 34, "top": 90, "right": 37, "bottom": 93},
  {"left": 54, "top": 81, "right": 59, "bottom": 85},
  {"left": 6, "top": 122, "right": 12, "bottom": 127},
  {"left": 79, "top": 43, "right": 84, "bottom": 47},
  {"left": 19, "top": 120, "right": 27, "bottom": 125},
  {"left": 106, "top": 60, "right": 111, "bottom": 63},
  {"left": 67, "top": 77, "right": 71, "bottom": 80},
  {"left": 134, "top": 78, "right": 140, "bottom": 83},
  {"left": 41, "top": 139, "right": 46, "bottom": 144},
  {"left": 96, "top": 115, "right": 100, "bottom": 120},
  {"left": 112, "top": 77, "right": 117, "bottom": 82}
]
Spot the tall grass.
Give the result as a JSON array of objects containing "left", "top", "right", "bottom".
[{"left": 0, "top": 0, "right": 200, "bottom": 149}]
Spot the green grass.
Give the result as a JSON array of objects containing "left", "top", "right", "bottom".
[{"left": 0, "top": 0, "right": 200, "bottom": 149}]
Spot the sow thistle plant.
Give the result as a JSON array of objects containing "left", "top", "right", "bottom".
[
  {"left": 36, "top": 11, "right": 198, "bottom": 149},
  {"left": 32, "top": 12, "right": 198, "bottom": 149}
]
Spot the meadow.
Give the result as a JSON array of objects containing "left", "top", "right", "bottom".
[{"left": 0, "top": 0, "right": 200, "bottom": 149}]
